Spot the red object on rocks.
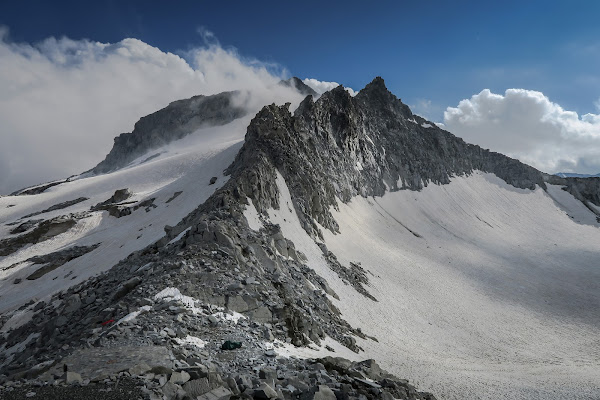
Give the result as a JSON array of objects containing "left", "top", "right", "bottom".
[{"left": 101, "top": 319, "right": 115, "bottom": 326}]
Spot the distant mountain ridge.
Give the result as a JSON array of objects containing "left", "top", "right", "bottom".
[
  {"left": 555, "top": 172, "right": 600, "bottom": 178},
  {"left": 88, "top": 91, "right": 247, "bottom": 174},
  {"left": 89, "top": 78, "right": 317, "bottom": 176}
]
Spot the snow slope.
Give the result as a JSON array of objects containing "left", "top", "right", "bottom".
[
  {"left": 0, "top": 117, "right": 250, "bottom": 314},
  {"left": 258, "top": 171, "right": 600, "bottom": 400}
]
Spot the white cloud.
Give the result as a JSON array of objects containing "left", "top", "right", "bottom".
[
  {"left": 0, "top": 27, "right": 303, "bottom": 194},
  {"left": 443, "top": 88, "right": 600, "bottom": 174},
  {"left": 303, "top": 78, "right": 357, "bottom": 97}
]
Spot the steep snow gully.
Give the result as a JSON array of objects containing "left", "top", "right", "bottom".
[{"left": 1, "top": 77, "right": 599, "bottom": 399}]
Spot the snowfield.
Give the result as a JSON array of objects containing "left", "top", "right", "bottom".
[
  {"left": 2, "top": 113, "right": 599, "bottom": 399},
  {"left": 259, "top": 171, "right": 600, "bottom": 400},
  {"left": 0, "top": 117, "right": 250, "bottom": 314}
]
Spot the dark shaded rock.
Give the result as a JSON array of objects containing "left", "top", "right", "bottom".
[
  {"left": 9, "top": 219, "right": 43, "bottom": 235},
  {"left": 221, "top": 341, "right": 242, "bottom": 350},
  {"left": 0, "top": 217, "right": 78, "bottom": 256},
  {"left": 21, "top": 197, "right": 88, "bottom": 219},
  {"left": 166, "top": 191, "right": 183, "bottom": 203},
  {"left": 111, "top": 277, "right": 142, "bottom": 301},
  {"left": 10, "top": 180, "right": 66, "bottom": 196},
  {"left": 89, "top": 91, "right": 247, "bottom": 174},
  {"left": 253, "top": 383, "right": 278, "bottom": 400},
  {"left": 25, "top": 244, "right": 100, "bottom": 280}
]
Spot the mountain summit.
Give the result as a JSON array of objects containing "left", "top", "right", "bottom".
[{"left": 1, "top": 78, "right": 599, "bottom": 400}]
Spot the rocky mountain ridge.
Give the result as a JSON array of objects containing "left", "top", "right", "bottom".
[
  {"left": 89, "top": 91, "right": 247, "bottom": 175},
  {"left": 2, "top": 76, "right": 600, "bottom": 400},
  {"left": 226, "top": 77, "right": 549, "bottom": 236}
]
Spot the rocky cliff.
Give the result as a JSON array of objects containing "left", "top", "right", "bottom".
[
  {"left": 89, "top": 91, "right": 247, "bottom": 174},
  {"left": 544, "top": 174, "right": 600, "bottom": 218},
  {"left": 227, "top": 77, "right": 546, "bottom": 236}
]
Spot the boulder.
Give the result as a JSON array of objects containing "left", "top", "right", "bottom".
[
  {"left": 63, "top": 294, "right": 81, "bottom": 314},
  {"left": 129, "top": 363, "right": 151, "bottom": 376},
  {"left": 63, "top": 371, "right": 82, "bottom": 384},
  {"left": 170, "top": 370, "right": 191, "bottom": 384},
  {"left": 253, "top": 383, "right": 278, "bottom": 399},
  {"left": 198, "top": 386, "right": 232, "bottom": 400},
  {"left": 112, "top": 276, "right": 142, "bottom": 301},
  {"left": 183, "top": 378, "right": 213, "bottom": 397}
]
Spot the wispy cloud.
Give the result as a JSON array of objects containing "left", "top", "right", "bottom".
[{"left": 0, "top": 27, "right": 303, "bottom": 194}]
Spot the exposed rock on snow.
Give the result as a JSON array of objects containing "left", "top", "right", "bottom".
[
  {"left": 21, "top": 197, "right": 88, "bottom": 219},
  {"left": 24, "top": 244, "right": 101, "bottom": 280},
  {"left": 545, "top": 174, "right": 600, "bottom": 218},
  {"left": 89, "top": 91, "right": 248, "bottom": 174},
  {"left": 0, "top": 216, "right": 78, "bottom": 256}
]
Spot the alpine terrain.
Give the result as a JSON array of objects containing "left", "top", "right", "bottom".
[{"left": 0, "top": 77, "right": 599, "bottom": 400}]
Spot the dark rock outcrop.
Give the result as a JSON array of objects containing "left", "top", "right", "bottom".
[
  {"left": 88, "top": 91, "right": 247, "bottom": 174},
  {"left": 21, "top": 197, "right": 88, "bottom": 219},
  {"left": 544, "top": 174, "right": 600, "bottom": 217},
  {"left": 227, "top": 76, "right": 545, "bottom": 236},
  {"left": 0, "top": 216, "right": 77, "bottom": 256},
  {"left": 24, "top": 244, "right": 100, "bottom": 280}
]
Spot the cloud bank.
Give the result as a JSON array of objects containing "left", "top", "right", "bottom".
[
  {"left": 444, "top": 89, "right": 600, "bottom": 174},
  {"left": 0, "top": 28, "right": 303, "bottom": 194}
]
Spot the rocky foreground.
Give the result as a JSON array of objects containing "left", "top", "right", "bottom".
[{"left": 0, "top": 193, "right": 436, "bottom": 399}]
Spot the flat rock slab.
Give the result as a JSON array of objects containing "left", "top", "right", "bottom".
[{"left": 41, "top": 346, "right": 174, "bottom": 381}]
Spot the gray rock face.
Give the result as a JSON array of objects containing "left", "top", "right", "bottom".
[
  {"left": 545, "top": 174, "right": 600, "bottom": 216},
  {"left": 0, "top": 216, "right": 78, "bottom": 256},
  {"left": 89, "top": 91, "right": 247, "bottom": 174},
  {"left": 226, "top": 77, "right": 546, "bottom": 237},
  {"left": 21, "top": 197, "right": 88, "bottom": 219},
  {"left": 24, "top": 244, "right": 100, "bottom": 280}
]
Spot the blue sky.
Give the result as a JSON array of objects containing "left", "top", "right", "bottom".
[
  {"left": 2, "top": 0, "right": 599, "bottom": 119},
  {"left": 1, "top": 1, "right": 599, "bottom": 193}
]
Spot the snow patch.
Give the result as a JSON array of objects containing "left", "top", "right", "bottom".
[
  {"left": 244, "top": 200, "right": 264, "bottom": 231},
  {"left": 545, "top": 184, "right": 600, "bottom": 226},
  {"left": 212, "top": 310, "right": 246, "bottom": 323},
  {"left": 116, "top": 305, "right": 152, "bottom": 325},
  {"left": 154, "top": 287, "right": 203, "bottom": 314},
  {"left": 167, "top": 227, "right": 191, "bottom": 245},
  {"left": 272, "top": 336, "right": 363, "bottom": 361},
  {"left": 174, "top": 335, "right": 207, "bottom": 349}
]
